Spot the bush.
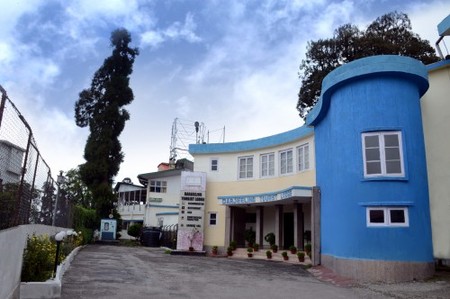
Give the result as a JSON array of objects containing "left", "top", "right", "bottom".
[
  {"left": 21, "top": 232, "right": 83, "bottom": 282},
  {"left": 21, "top": 234, "right": 61, "bottom": 282},
  {"left": 230, "top": 240, "right": 237, "bottom": 250},
  {"left": 128, "top": 223, "right": 142, "bottom": 239},
  {"left": 264, "top": 232, "right": 275, "bottom": 246}
]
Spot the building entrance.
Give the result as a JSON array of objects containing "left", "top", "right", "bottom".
[{"left": 283, "top": 212, "right": 294, "bottom": 249}]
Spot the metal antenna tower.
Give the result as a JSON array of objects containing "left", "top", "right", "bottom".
[{"left": 169, "top": 118, "right": 205, "bottom": 164}]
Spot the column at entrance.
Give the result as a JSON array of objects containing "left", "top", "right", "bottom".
[
  {"left": 255, "top": 206, "right": 264, "bottom": 247},
  {"left": 275, "top": 205, "right": 283, "bottom": 248},
  {"left": 294, "top": 203, "right": 304, "bottom": 250}
]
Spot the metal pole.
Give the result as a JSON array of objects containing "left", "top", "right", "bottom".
[
  {"left": 53, "top": 240, "right": 61, "bottom": 277},
  {"left": 52, "top": 171, "right": 64, "bottom": 226}
]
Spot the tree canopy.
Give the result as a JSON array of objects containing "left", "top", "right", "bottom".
[
  {"left": 74, "top": 28, "right": 139, "bottom": 218},
  {"left": 296, "top": 11, "right": 439, "bottom": 119}
]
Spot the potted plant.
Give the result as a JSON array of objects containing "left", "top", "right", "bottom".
[
  {"left": 189, "top": 246, "right": 194, "bottom": 252},
  {"left": 281, "top": 251, "right": 289, "bottom": 261},
  {"left": 253, "top": 243, "right": 259, "bottom": 252},
  {"left": 245, "top": 228, "right": 256, "bottom": 248},
  {"left": 297, "top": 251, "right": 305, "bottom": 262},
  {"left": 266, "top": 250, "right": 272, "bottom": 259},
  {"left": 247, "top": 247, "right": 254, "bottom": 257},
  {"left": 264, "top": 232, "right": 275, "bottom": 247},
  {"left": 289, "top": 245, "right": 297, "bottom": 254},
  {"left": 227, "top": 246, "right": 233, "bottom": 256},
  {"left": 304, "top": 243, "right": 312, "bottom": 257},
  {"left": 271, "top": 244, "right": 278, "bottom": 253},
  {"left": 230, "top": 240, "right": 237, "bottom": 251},
  {"left": 212, "top": 246, "right": 218, "bottom": 255}
]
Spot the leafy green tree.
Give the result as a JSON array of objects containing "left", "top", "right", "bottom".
[
  {"left": 74, "top": 28, "right": 139, "bottom": 219},
  {"left": 297, "top": 11, "right": 439, "bottom": 119},
  {"left": 63, "top": 167, "right": 94, "bottom": 209},
  {"left": 0, "top": 183, "right": 18, "bottom": 229}
]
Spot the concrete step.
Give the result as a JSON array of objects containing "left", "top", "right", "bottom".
[{"left": 228, "top": 248, "right": 312, "bottom": 265}]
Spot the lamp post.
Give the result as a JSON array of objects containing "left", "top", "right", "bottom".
[
  {"left": 52, "top": 171, "right": 65, "bottom": 226},
  {"left": 53, "top": 231, "right": 66, "bottom": 278}
]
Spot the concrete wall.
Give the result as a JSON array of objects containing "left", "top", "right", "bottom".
[
  {"left": 421, "top": 60, "right": 450, "bottom": 260},
  {"left": 0, "top": 225, "right": 68, "bottom": 299}
]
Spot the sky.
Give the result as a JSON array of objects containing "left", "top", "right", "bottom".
[{"left": 0, "top": 0, "right": 448, "bottom": 185}]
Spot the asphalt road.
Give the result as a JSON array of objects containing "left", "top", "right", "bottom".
[{"left": 61, "top": 245, "right": 450, "bottom": 299}]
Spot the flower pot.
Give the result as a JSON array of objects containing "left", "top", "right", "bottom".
[
  {"left": 189, "top": 247, "right": 194, "bottom": 252},
  {"left": 283, "top": 256, "right": 289, "bottom": 261},
  {"left": 247, "top": 253, "right": 253, "bottom": 257},
  {"left": 298, "top": 256, "right": 304, "bottom": 262}
]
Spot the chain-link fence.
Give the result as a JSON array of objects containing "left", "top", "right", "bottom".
[{"left": 0, "top": 85, "right": 73, "bottom": 230}]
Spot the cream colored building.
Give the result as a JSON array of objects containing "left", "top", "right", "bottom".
[
  {"left": 421, "top": 59, "right": 450, "bottom": 260},
  {"left": 189, "top": 126, "right": 318, "bottom": 253}
]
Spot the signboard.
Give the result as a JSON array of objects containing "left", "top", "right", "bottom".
[
  {"left": 176, "top": 172, "right": 206, "bottom": 251},
  {"left": 218, "top": 186, "right": 312, "bottom": 205}
]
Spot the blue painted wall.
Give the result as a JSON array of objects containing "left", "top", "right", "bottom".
[{"left": 309, "top": 56, "right": 434, "bottom": 262}]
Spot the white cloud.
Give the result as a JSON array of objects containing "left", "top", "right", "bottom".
[{"left": 140, "top": 12, "right": 201, "bottom": 49}]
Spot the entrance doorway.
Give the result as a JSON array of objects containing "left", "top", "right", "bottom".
[{"left": 283, "top": 213, "right": 294, "bottom": 249}]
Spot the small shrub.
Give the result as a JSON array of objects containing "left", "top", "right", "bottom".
[
  {"left": 264, "top": 232, "right": 275, "bottom": 246},
  {"left": 127, "top": 223, "right": 142, "bottom": 239},
  {"left": 21, "top": 234, "right": 61, "bottom": 282},
  {"left": 230, "top": 240, "right": 237, "bottom": 250},
  {"left": 266, "top": 250, "right": 272, "bottom": 258},
  {"left": 289, "top": 245, "right": 297, "bottom": 254},
  {"left": 247, "top": 247, "right": 253, "bottom": 253},
  {"left": 253, "top": 243, "right": 259, "bottom": 251},
  {"left": 271, "top": 244, "right": 278, "bottom": 252}
]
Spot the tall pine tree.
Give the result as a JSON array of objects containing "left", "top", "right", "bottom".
[{"left": 75, "top": 28, "right": 139, "bottom": 219}]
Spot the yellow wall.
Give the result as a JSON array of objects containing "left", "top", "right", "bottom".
[
  {"left": 421, "top": 62, "right": 450, "bottom": 259},
  {"left": 194, "top": 134, "right": 316, "bottom": 247}
]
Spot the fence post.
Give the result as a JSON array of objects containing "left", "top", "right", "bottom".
[
  {"left": 12, "top": 132, "right": 32, "bottom": 226},
  {"left": 0, "top": 84, "right": 7, "bottom": 130}
]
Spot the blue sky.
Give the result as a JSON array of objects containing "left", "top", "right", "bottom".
[{"left": 0, "top": 0, "right": 448, "bottom": 184}]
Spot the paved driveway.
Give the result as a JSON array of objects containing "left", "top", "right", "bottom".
[{"left": 61, "top": 245, "right": 449, "bottom": 299}]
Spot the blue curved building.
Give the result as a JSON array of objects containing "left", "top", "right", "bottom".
[{"left": 307, "top": 55, "right": 434, "bottom": 282}]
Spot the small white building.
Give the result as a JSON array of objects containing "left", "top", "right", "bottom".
[
  {"left": 137, "top": 159, "right": 194, "bottom": 227},
  {"left": 115, "top": 178, "right": 146, "bottom": 238},
  {"left": 0, "top": 140, "right": 25, "bottom": 185}
]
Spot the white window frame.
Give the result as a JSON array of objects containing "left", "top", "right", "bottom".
[
  {"left": 208, "top": 212, "right": 217, "bottom": 226},
  {"left": 362, "top": 131, "right": 404, "bottom": 178},
  {"left": 238, "top": 156, "right": 253, "bottom": 179},
  {"left": 366, "top": 207, "right": 409, "bottom": 227},
  {"left": 279, "top": 149, "right": 293, "bottom": 175},
  {"left": 149, "top": 180, "right": 167, "bottom": 193},
  {"left": 297, "top": 143, "right": 310, "bottom": 172},
  {"left": 211, "top": 158, "right": 219, "bottom": 171},
  {"left": 260, "top": 152, "right": 275, "bottom": 177}
]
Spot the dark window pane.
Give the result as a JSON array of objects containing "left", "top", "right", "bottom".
[
  {"left": 385, "top": 148, "right": 400, "bottom": 160},
  {"left": 366, "top": 161, "right": 381, "bottom": 174},
  {"left": 365, "top": 135, "right": 379, "bottom": 148},
  {"left": 384, "top": 134, "right": 399, "bottom": 147},
  {"left": 369, "top": 210, "right": 385, "bottom": 223},
  {"left": 366, "top": 148, "right": 380, "bottom": 161},
  {"left": 390, "top": 209, "right": 405, "bottom": 223},
  {"left": 386, "top": 161, "right": 401, "bottom": 174}
]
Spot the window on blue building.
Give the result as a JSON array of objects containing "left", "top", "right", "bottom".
[
  {"left": 362, "top": 131, "right": 404, "bottom": 177},
  {"left": 367, "top": 207, "right": 409, "bottom": 227}
]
